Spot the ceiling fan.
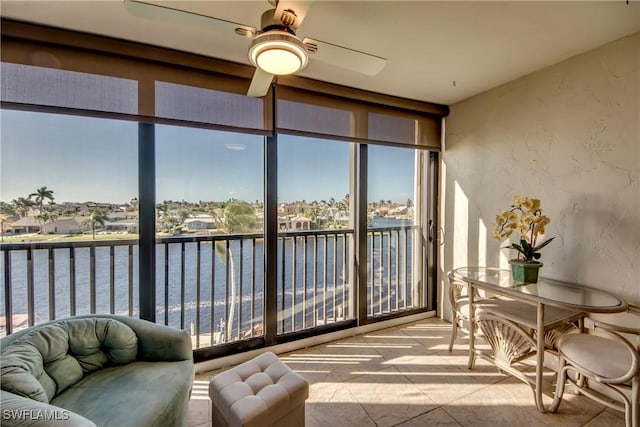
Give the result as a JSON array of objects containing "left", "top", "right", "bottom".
[{"left": 124, "top": 0, "right": 387, "bottom": 97}]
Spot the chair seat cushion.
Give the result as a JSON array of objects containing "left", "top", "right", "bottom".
[
  {"left": 558, "top": 334, "right": 635, "bottom": 382},
  {"left": 455, "top": 296, "right": 498, "bottom": 317},
  {"left": 475, "top": 298, "right": 577, "bottom": 329},
  {"left": 51, "top": 360, "right": 194, "bottom": 427}
]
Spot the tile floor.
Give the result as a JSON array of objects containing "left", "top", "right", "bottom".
[{"left": 187, "top": 317, "right": 624, "bottom": 427}]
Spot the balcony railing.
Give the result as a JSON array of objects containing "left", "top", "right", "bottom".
[{"left": 1, "top": 226, "right": 420, "bottom": 347}]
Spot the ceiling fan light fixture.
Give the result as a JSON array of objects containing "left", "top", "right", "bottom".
[{"left": 249, "top": 30, "right": 309, "bottom": 75}]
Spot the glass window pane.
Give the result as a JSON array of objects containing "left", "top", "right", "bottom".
[
  {"left": 0, "top": 110, "right": 138, "bottom": 331},
  {"left": 155, "top": 125, "right": 264, "bottom": 348},
  {"left": 277, "top": 135, "right": 353, "bottom": 334},
  {"left": 368, "top": 145, "right": 420, "bottom": 316}
]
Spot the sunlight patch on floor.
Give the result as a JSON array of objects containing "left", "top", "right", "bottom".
[
  {"left": 349, "top": 370, "right": 477, "bottom": 377},
  {"left": 190, "top": 380, "right": 210, "bottom": 400},
  {"left": 362, "top": 334, "right": 421, "bottom": 339},
  {"left": 327, "top": 343, "right": 413, "bottom": 348},
  {"left": 382, "top": 355, "right": 457, "bottom": 365}
]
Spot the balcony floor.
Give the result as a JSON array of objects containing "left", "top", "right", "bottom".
[{"left": 188, "top": 317, "right": 624, "bottom": 427}]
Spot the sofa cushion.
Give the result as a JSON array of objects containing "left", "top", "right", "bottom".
[
  {"left": 0, "top": 348, "right": 53, "bottom": 403},
  {"left": 0, "top": 318, "right": 138, "bottom": 402},
  {"left": 51, "top": 360, "right": 194, "bottom": 427},
  {"left": 65, "top": 318, "right": 138, "bottom": 370}
]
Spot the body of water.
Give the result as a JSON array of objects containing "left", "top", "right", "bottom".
[{"left": 1, "top": 220, "right": 417, "bottom": 343}]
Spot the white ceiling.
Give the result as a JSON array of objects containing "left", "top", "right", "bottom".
[{"left": 1, "top": 0, "right": 639, "bottom": 105}]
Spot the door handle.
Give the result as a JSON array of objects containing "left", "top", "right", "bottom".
[{"left": 428, "top": 220, "right": 445, "bottom": 246}]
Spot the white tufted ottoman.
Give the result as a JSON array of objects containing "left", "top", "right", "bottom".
[{"left": 209, "top": 351, "right": 309, "bottom": 427}]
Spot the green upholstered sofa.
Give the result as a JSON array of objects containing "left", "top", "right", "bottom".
[{"left": 0, "top": 315, "right": 194, "bottom": 427}]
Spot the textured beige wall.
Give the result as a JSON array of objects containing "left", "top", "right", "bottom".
[{"left": 440, "top": 32, "right": 640, "bottom": 319}]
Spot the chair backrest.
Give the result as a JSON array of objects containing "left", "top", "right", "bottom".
[
  {"left": 589, "top": 304, "right": 640, "bottom": 348},
  {"left": 447, "top": 271, "right": 483, "bottom": 313},
  {"left": 577, "top": 306, "right": 640, "bottom": 384},
  {"left": 447, "top": 271, "right": 467, "bottom": 307}
]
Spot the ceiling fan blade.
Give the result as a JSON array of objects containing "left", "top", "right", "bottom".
[
  {"left": 247, "top": 68, "right": 274, "bottom": 97},
  {"left": 274, "top": 1, "right": 313, "bottom": 30},
  {"left": 124, "top": 0, "right": 256, "bottom": 38},
  {"left": 303, "top": 37, "right": 387, "bottom": 76}
]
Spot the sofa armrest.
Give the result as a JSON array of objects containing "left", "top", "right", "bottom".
[
  {"left": 107, "top": 316, "right": 193, "bottom": 362},
  {"left": 1, "top": 391, "right": 96, "bottom": 427}
]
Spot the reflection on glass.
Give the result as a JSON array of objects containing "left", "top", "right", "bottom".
[
  {"left": 277, "top": 135, "right": 353, "bottom": 333},
  {"left": 368, "top": 145, "right": 420, "bottom": 316},
  {"left": 155, "top": 125, "right": 264, "bottom": 346}
]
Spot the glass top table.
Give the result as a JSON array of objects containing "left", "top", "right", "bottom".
[
  {"left": 451, "top": 266, "right": 628, "bottom": 413},
  {"left": 454, "top": 266, "right": 627, "bottom": 313}
]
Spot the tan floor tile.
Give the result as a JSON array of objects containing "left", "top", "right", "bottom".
[
  {"left": 491, "top": 376, "right": 605, "bottom": 426},
  {"left": 343, "top": 366, "right": 438, "bottom": 427},
  {"left": 582, "top": 409, "right": 625, "bottom": 427},
  {"left": 397, "top": 408, "right": 462, "bottom": 426},
  {"left": 306, "top": 382, "right": 376, "bottom": 427},
  {"left": 281, "top": 340, "right": 389, "bottom": 383},
  {"left": 394, "top": 354, "right": 490, "bottom": 405},
  {"left": 443, "top": 383, "right": 552, "bottom": 427},
  {"left": 434, "top": 354, "right": 508, "bottom": 387},
  {"left": 399, "top": 320, "right": 460, "bottom": 352}
]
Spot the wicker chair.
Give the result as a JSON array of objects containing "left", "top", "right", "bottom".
[
  {"left": 448, "top": 270, "right": 483, "bottom": 351},
  {"left": 550, "top": 305, "right": 640, "bottom": 427}
]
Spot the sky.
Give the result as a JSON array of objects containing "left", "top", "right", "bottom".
[{"left": 1, "top": 110, "right": 416, "bottom": 205}]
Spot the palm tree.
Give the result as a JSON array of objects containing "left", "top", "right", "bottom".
[
  {"left": 35, "top": 211, "right": 58, "bottom": 233},
  {"left": 82, "top": 209, "right": 107, "bottom": 239},
  {"left": 12, "top": 197, "right": 35, "bottom": 218},
  {"left": 215, "top": 200, "right": 258, "bottom": 341},
  {"left": 338, "top": 193, "right": 350, "bottom": 216},
  {"left": 29, "top": 186, "right": 55, "bottom": 213},
  {"left": 303, "top": 205, "right": 321, "bottom": 227},
  {"left": 127, "top": 197, "right": 139, "bottom": 212},
  {"left": 0, "top": 201, "right": 16, "bottom": 217},
  {"left": 327, "top": 197, "right": 339, "bottom": 228}
]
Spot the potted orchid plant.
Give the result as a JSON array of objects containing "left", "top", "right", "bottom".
[{"left": 493, "top": 195, "right": 554, "bottom": 283}]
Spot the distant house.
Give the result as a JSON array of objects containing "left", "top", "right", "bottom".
[
  {"left": 334, "top": 213, "right": 350, "bottom": 224},
  {"left": 9, "top": 216, "right": 41, "bottom": 234},
  {"left": 278, "top": 218, "right": 290, "bottom": 231},
  {"left": 389, "top": 206, "right": 408, "bottom": 216},
  {"left": 105, "top": 220, "right": 138, "bottom": 233},
  {"left": 42, "top": 217, "right": 85, "bottom": 234},
  {"left": 107, "top": 211, "right": 138, "bottom": 221},
  {"left": 290, "top": 216, "right": 311, "bottom": 231},
  {"left": 184, "top": 215, "right": 217, "bottom": 230}
]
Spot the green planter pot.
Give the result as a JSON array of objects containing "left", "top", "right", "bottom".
[{"left": 509, "top": 260, "right": 543, "bottom": 283}]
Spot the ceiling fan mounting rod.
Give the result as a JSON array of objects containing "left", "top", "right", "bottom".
[
  {"left": 260, "top": 7, "right": 298, "bottom": 32},
  {"left": 260, "top": 24, "right": 296, "bottom": 36}
]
